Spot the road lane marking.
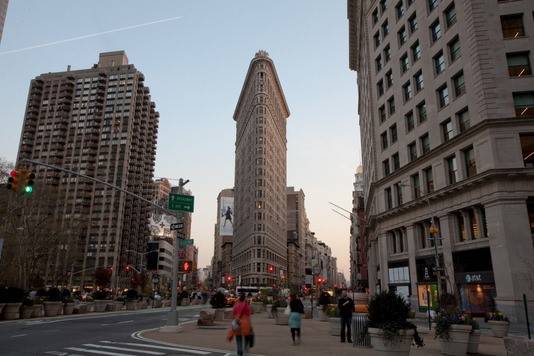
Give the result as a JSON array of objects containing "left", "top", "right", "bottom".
[
  {"left": 101, "top": 320, "right": 134, "bottom": 326},
  {"left": 10, "top": 333, "right": 27, "bottom": 337},
  {"left": 82, "top": 344, "right": 164, "bottom": 355},
  {"left": 66, "top": 347, "right": 135, "bottom": 356},
  {"left": 101, "top": 341, "right": 210, "bottom": 355}
]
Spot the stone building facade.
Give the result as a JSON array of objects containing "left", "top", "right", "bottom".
[
  {"left": 0, "top": 0, "right": 8, "bottom": 43},
  {"left": 350, "top": 166, "right": 368, "bottom": 290},
  {"left": 16, "top": 51, "right": 159, "bottom": 288},
  {"left": 348, "top": 0, "right": 534, "bottom": 332},
  {"left": 232, "top": 51, "right": 290, "bottom": 287},
  {"left": 286, "top": 187, "right": 306, "bottom": 289}
]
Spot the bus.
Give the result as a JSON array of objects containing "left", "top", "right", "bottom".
[{"left": 235, "top": 286, "right": 260, "bottom": 296}]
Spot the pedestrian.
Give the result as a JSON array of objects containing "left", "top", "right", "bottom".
[
  {"left": 338, "top": 290, "right": 355, "bottom": 343},
  {"left": 288, "top": 293, "right": 304, "bottom": 345},
  {"left": 227, "top": 293, "right": 253, "bottom": 356}
]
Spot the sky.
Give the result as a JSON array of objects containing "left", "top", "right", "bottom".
[{"left": 0, "top": 0, "right": 361, "bottom": 280}]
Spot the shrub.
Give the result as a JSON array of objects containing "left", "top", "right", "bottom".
[
  {"left": 486, "top": 311, "right": 509, "bottom": 322},
  {"left": 209, "top": 291, "right": 226, "bottom": 309},
  {"left": 125, "top": 289, "right": 138, "bottom": 301},
  {"left": 368, "top": 291, "right": 423, "bottom": 346},
  {"left": 326, "top": 304, "right": 339, "bottom": 318},
  {"left": 1, "top": 287, "right": 25, "bottom": 303},
  {"left": 22, "top": 297, "right": 34, "bottom": 307},
  {"left": 46, "top": 287, "right": 63, "bottom": 302},
  {"left": 434, "top": 309, "right": 471, "bottom": 340},
  {"left": 63, "top": 296, "right": 75, "bottom": 303},
  {"left": 272, "top": 298, "right": 288, "bottom": 309},
  {"left": 92, "top": 290, "right": 109, "bottom": 300}
]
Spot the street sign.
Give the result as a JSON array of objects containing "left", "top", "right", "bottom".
[
  {"left": 178, "top": 239, "right": 194, "bottom": 247},
  {"left": 168, "top": 194, "right": 195, "bottom": 212},
  {"left": 170, "top": 222, "right": 184, "bottom": 231},
  {"left": 176, "top": 232, "right": 186, "bottom": 240}
]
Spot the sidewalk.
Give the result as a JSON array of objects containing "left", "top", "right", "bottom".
[{"left": 141, "top": 312, "right": 507, "bottom": 355}]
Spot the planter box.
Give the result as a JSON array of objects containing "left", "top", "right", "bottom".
[
  {"left": 439, "top": 324, "right": 472, "bottom": 356},
  {"left": 125, "top": 300, "right": 137, "bottom": 311},
  {"left": 266, "top": 304, "right": 274, "bottom": 319},
  {"left": 63, "top": 303, "right": 74, "bottom": 315},
  {"left": 274, "top": 308, "right": 289, "bottom": 325},
  {"left": 43, "top": 301, "right": 63, "bottom": 317},
  {"left": 304, "top": 307, "right": 313, "bottom": 319},
  {"left": 504, "top": 335, "right": 534, "bottom": 356},
  {"left": 214, "top": 308, "right": 224, "bottom": 321},
  {"left": 94, "top": 300, "right": 109, "bottom": 312},
  {"left": 32, "top": 304, "right": 43, "bottom": 317},
  {"left": 488, "top": 320, "right": 510, "bottom": 338},
  {"left": 0, "top": 303, "right": 5, "bottom": 316},
  {"left": 329, "top": 317, "right": 341, "bottom": 336},
  {"left": 318, "top": 307, "right": 328, "bottom": 322},
  {"left": 21, "top": 305, "right": 34, "bottom": 319},
  {"left": 251, "top": 302, "right": 264, "bottom": 314},
  {"left": 467, "top": 330, "right": 480, "bottom": 354},
  {"left": 224, "top": 308, "right": 233, "bottom": 320},
  {"left": 368, "top": 327, "right": 414, "bottom": 356},
  {"left": 86, "top": 302, "right": 95, "bottom": 313},
  {"left": 3, "top": 303, "right": 21, "bottom": 320},
  {"left": 113, "top": 301, "right": 124, "bottom": 311}
]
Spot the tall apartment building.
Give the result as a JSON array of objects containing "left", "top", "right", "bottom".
[
  {"left": 286, "top": 187, "right": 307, "bottom": 289},
  {"left": 232, "top": 50, "right": 290, "bottom": 287},
  {"left": 348, "top": 0, "right": 534, "bottom": 332},
  {"left": 0, "top": 0, "right": 8, "bottom": 43},
  {"left": 152, "top": 178, "right": 171, "bottom": 205},
  {"left": 211, "top": 188, "right": 234, "bottom": 288},
  {"left": 16, "top": 51, "right": 159, "bottom": 288},
  {"left": 350, "top": 166, "right": 368, "bottom": 290}
]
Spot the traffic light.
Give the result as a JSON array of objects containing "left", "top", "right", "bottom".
[
  {"left": 226, "top": 275, "right": 233, "bottom": 284},
  {"left": 267, "top": 265, "right": 274, "bottom": 273},
  {"left": 182, "top": 260, "right": 192, "bottom": 273},
  {"left": 7, "top": 169, "right": 19, "bottom": 192},
  {"left": 23, "top": 171, "right": 35, "bottom": 194},
  {"left": 125, "top": 265, "right": 131, "bottom": 272}
]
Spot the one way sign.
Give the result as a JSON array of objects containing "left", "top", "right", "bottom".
[{"left": 170, "top": 223, "right": 184, "bottom": 231}]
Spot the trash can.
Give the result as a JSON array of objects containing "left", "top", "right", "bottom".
[{"left": 352, "top": 313, "right": 371, "bottom": 347}]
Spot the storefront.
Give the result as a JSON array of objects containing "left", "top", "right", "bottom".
[
  {"left": 416, "top": 257, "right": 440, "bottom": 311},
  {"left": 453, "top": 248, "right": 496, "bottom": 316},
  {"left": 388, "top": 262, "right": 410, "bottom": 301}
]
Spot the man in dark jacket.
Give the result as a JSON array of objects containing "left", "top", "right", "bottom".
[{"left": 337, "top": 290, "right": 355, "bottom": 343}]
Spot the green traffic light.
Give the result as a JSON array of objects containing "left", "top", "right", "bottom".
[{"left": 25, "top": 186, "right": 33, "bottom": 193}]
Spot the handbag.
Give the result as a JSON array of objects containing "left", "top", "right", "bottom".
[
  {"left": 284, "top": 305, "right": 290, "bottom": 315},
  {"left": 231, "top": 318, "right": 241, "bottom": 331}
]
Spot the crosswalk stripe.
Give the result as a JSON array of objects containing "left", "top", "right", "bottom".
[
  {"left": 82, "top": 344, "right": 165, "bottom": 355},
  {"left": 65, "top": 347, "right": 135, "bottom": 356},
  {"left": 100, "top": 341, "right": 211, "bottom": 355}
]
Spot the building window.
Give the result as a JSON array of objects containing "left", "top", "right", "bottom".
[
  {"left": 430, "top": 20, "right": 442, "bottom": 42},
  {"left": 416, "top": 101, "right": 427, "bottom": 123},
  {"left": 385, "top": 187, "right": 393, "bottom": 209},
  {"left": 423, "top": 166, "right": 434, "bottom": 193},
  {"left": 448, "top": 36, "right": 461, "bottom": 62},
  {"left": 507, "top": 52, "right": 532, "bottom": 77},
  {"left": 388, "top": 96, "right": 396, "bottom": 115},
  {"left": 392, "top": 152, "right": 400, "bottom": 171},
  {"left": 411, "top": 41, "right": 422, "bottom": 62},
  {"left": 411, "top": 173, "right": 421, "bottom": 199},
  {"left": 400, "top": 53, "right": 409, "bottom": 73},
  {"left": 457, "top": 108, "right": 470, "bottom": 133},
  {"left": 428, "top": 0, "right": 439, "bottom": 12},
  {"left": 441, "top": 118, "right": 455, "bottom": 142},
  {"left": 377, "top": 80, "right": 385, "bottom": 97},
  {"left": 444, "top": 3, "right": 457, "bottom": 28},
  {"left": 374, "top": 32, "right": 381, "bottom": 48},
  {"left": 501, "top": 14, "right": 525, "bottom": 39},
  {"left": 463, "top": 146, "right": 476, "bottom": 177},
  {"left": 452, "top": 71, "right": 466, "bottom": 97},
  {"left": 380, "top": 0, "right": 387, "bottom": 13},
  {"left": 379, "top": 105, "right": 387, "bottom": 122},
  {"left": 390, "top": 124, "right": 398, "bottom": 143},
  {"left": 420, "top": 133, "right": 430, "bottom": 154},
  {"left": 434, "top": 51, "right": 446, "bottom": 74},
  {"left": 384, "top": 44, "right": 392, "bottom": 62},
  {"left": 405, "top": 111, "right": 415, "bottom": 132},
  {"left": 398, "top": 26, "right": 408, "bottom": 46},
  {"left": 383, "top": 159, "right": 391, "bottom": 176},
  {"left": 402, "top": 81, "right": 413, "bottom": 102},
  {"left": 456, "top": 212, "right": 467, "bottom": 241},
  {"left": 396, "top": 1, "right": 405, "bottom": 19},
  {"left": 513, "top": 92, "right": 534, "bottom": 117},
  {"left": 372, "top": 8, "right": 379, "bottom": 25},
  {"left": 408, "top": 141, "right": 418, "bottom": 161},
  {"left": 437, "top": 85, "right": 450, "bottom": 108},
  {"left": 394, "top": 182, "right": 403, "bottom": 206},
  {"left": 520, "top": 134, "right": 534, "bottom": 167},
  {"left": 382, "top": 19, "right": 390, "bottom": 38},
  {"left": 408, "top": 13, "right": 418, "bottom": 33},
  {"left": 446, "top": 155, "right": 459, "bottom": 184},
  {"left": 376, "top": 55, "right": 383, "bottom": 72},
  {"left": 381, "top": 131, "right": 389, "bottom": 150},
  {"left": 414, "top": 71, "right": 424, "bottom": 91},
  {"left": 385, "top": 70, "right": 393, "bottom": 88}
]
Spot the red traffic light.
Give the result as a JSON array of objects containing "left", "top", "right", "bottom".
[
  {"left": 10, "top": 169, "right": 18, "bottom": 177},
  {"left": 226, "top": 275, "right": 233, "bottom": 282},
  {"left": 182, "top": 260, "right": 192, "bottom": 273},
  {"left": 268, "top": 265, "right": 274, "bottom": 273},
  {"left": 125, "top": 265, "right": 131, "bottom": 272}
]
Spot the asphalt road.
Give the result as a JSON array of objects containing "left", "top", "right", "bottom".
[{"left": 0, "top": 305, "right": 227, "bottom": 356}]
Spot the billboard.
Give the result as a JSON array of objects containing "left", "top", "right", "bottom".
[{"left": 219, "top": 197, "right": 234, "bottom": 236}]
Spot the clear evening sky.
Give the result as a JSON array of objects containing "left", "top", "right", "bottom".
[{"left": 0, "top": 0, "right": 361, "bottom": 280}]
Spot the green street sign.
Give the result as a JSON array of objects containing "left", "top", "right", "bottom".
[
  {"left": 168, "top": 194, "right": 195, "bottom": 212},
  {"left": 178, "top": 239, "right": 194, "bottom": 247}
]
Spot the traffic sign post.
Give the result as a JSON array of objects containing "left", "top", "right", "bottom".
[
  {"left": 170, "top": 222, "right": 184, "bottom": 231},
  {"left": 168, "top": 194, "right": 195, "bottom": 212},
  {"left": 178, "top": 239, "right": 194, "bottom": 247}
]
